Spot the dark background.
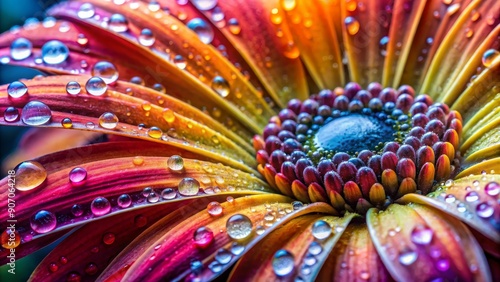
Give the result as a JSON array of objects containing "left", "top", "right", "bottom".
[{"left": 1, "top": 1, "right": 64, "bottom": 280}]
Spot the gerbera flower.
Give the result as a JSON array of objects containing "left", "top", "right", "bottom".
[{"left": 0, "top": 0, "right": 499, "bottom": 281}]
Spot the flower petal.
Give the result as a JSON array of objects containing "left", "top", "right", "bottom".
[
  {"left": 456, "top": 158, "right": 500, "bottom": 178},
  {"left": 229, "top": 213, "right": 356, "bottom": 281},
  {"left": 317, "top": 221, "right": 392, "bottom": 282},
  {"left": 400, "top": 174, "right": 500, "bottom": 244},
  {"left": 367, "top": 203, "right": 491, "bottom": 282}
]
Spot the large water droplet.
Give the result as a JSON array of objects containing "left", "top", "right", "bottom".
[
  {"left": 476, "top": 202, "right": 494, "bottom": 218},
  {"left": 187, "top": 18, "right": 214, "bottom": 44},
  {"left": 193, "top": 226, "right": 214, "bottom": 248},
  {"left": 41, "top": 40, "right": 69, "bottom": 65},
  {"left": 30, "top": 210, "right": 57, "bottom": 233},
  {"left": 21, "top": 101, "right": 52, "bottom": 126},
  {"left": 167, "top": 155, "right": 184, "bottom": 171},
  {"left": 117, "top": 194, "right": 132, "bottom": 208},
  {"left": 207, "top": 201, "right": 223, "bottom": 216},
  {"left": 215, "top": 248, "right": 232, "bottom": 264},
  {"left": 78, "top": 3, "right": 95, "bottom": 19},
  {"left": 7, "top": 81, "right": 28, "bottom": 99},
  {"left": 485, "top": 182, "right": 499, "bottom": 196},
  {"left": 211, "top": 76, "right": 230, "bottom": 97},
  {"left": 85, "top": 76, "right": 107, "bottom": 96},
  {"left": 410, "top": 224, "right": 433, "bottom": 245},
  {"left": 311, "top": 220, "right": 332, "bottom": 240},
  {"left": 92, "top": 61, "right": 119, "bottom": 84},
  {"left": 272, "top": 249, "right": 295, "bottom": 276},
  {"left": 109, "top": 14, "right": 129, "bottom": 32},
  {"left": 192, "top": 0, "right": 218, "bottom": 10},
  {"left": 91, "top": 197, "right": 111, "bottom": 216},
  {"left": 344, "top": 16, "right": 360, "bottom": 35},
  {"left": 399, "top": 250, "right": 418, "bottom": 265},
  {"left": 138, "top": 28, "right": 155, "bottom": 47},
  {"left": 99, "top": 112, "right": 119, "bottom": 129},
  {"left": 226, "top": 214, "right": 253, "bottom": 240},
  {"left": 69, "top": 167, "right": 87, "bottom": 185},
  {"left": 482, "top": 49, "right": 499, "bottom": 68},
  {"left": 66, "top": 81, "right": 81, "bottom": 95},
  {"left": 10, "top": 38, "right": 32, "bottom": 60}
]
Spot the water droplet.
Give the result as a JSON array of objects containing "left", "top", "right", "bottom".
[
  {"left": 85, "top": 76, "right": 107, "bottom": 96},
  {"left": 476, "top": 202, "right": 494, "bottom": 218},
  {"left": 109, "top": 14, "right": 129, "bottom": 32},
  {"left": 193, "top": 226, "right": 214, "bottom": 248},
  {"left": 211, "top": 76, "right": 230, "bottom": 97},
  {"left": 399, "top": 250, "right": 418, "bottom": 265},
  {"left": 78, "top": 3, "right": 95, "bottom": 19},
  {"left": 147, "top": 192, "right": 160, "bottom": 203},
  {"left": 148, "top": 0, "right": 161, "bottom": 11},
  {"left": 66, "top": 81, "right": 81, "bottom": 95},
  {"left": 91, "top": 197, "right": 111, "bottom": 216},
  {"left": 7, "top": 81, "right": 28, "bottom": 99},
  {"left": 69, "top": 167, "right": 87, "bottom": 185},
  {"left": 134, "top": 215, "right": 147, "bottom": 227},
  {"left": 21, "top": 101, "right": 52, "bottom": 126},
  {"left": 147, "top": 126, "right": 163, "bottom": 139},
  {"left": 311, "top": 220, "right": 332, "bottom": 240},
  {"left": 178, "top": 178, "right": 200, "bottom": 196},
  {"left": 308, "top": 241, "right": 322, "bottom": 255},
  {"left": 482, "top": 49, "right": 499, "bottom": 68},
  {"left": 48, "top": 263, "right": 58, "bottom": 273},
  {"left": 1, "top": 228, "right": 21, "bottom": 248},
  {"left": 215, "top": 248, "right": 232, "bottom": 264},
  {"left": 86, "top": 122, "right": 95, "bottom": 129},
  {"left": 207, "top": 201, "right": 223, "bottom": 216},
  {"left": 3, "top": 107, "right": 19, "bottom": 122},
  {"left": 211, "top": 7, "right": 225, "bottom": 22},
  {"left": 226, "top": 196, "right": 234, "bottom": 203},
  {"left": 465, "top": 191, "right": 479, "bottom": 202},
  {"left": 410, "top": 225, "right": 433, "bottom": 245},
  {"left": 192, "top": 0, "right": 218, "bottom": 10},
  {"left": 138, "top": 28, "right": 155, "bottom": 47},
  {"left": 99, "top": 112, "right": 119, "bottom": 129},
  {"left": 444, "top": 194, "right": 456, "bottom": 203},
  {"left": 187, "top": 18, "right": 214, "bottom": 44},
  {"left": 230, "top": 242, "right": 245, "bottom": 255},
  {"left": 485, "top": 182, "right": 499, "bottom": 196},
  {"left": 71, "top": 204, "right": 84, "bottom": 217},
  {"left": 173, "top": 55, "right": 187, "bottom": 69},
  {"left": 292, "top": 201, "right": 303, "bottom": 210},
  {"left": 457, "top": 202, "right": 467, "bottom": 213},
  {"left": 41, "top": 40, "right": 69, "bottom": 65},
  {"left": 85, "top": 263, "right": 98, "bottom": 275},
  {"left": 167, "top": 155, "right": 184, "bottom": 171},
  {"left": 208, "top": 261, "right": 222, "bottom": 273},
  {"left": 30, "top": 210, "right": 57, "bottom": 233},
  {"left": 344, "top": 16, "right": 360, "bottom": 35},
  {"left": 226, "top": 214, "right": 253, "bottom": 240},
  {"left": 228, "top": 18, "right": 241, "bottom": 35},
  {"left": 15, "top": 160, "right": 47, "bottom": 191},
  {"left": 142, "top": 187, "right": 153, "bottom": 197},
  {"left": 436, "top": 258, "right": 450, "bottom": 272},
  {"left": 281, "top": 0, "right": 296, "bottom": 11},
  {"left": 272, "top": 249, "right": 295, "bottom": 276},
  {"left": 92, "top": 61, "right": 119, "bottom": 84},
  {"left": 10, "top": 37, "right": 32, "bottom": 60},
  {"left": 117, "top": 194, "right": 132, "bottom": 208},
  {"left": 161, "top": 188, "right": 177, "bottom": 199},
  {"left": 379, "top": 36, "right": 389, "bottom": 56},
  {"left": 102, "top": 232, "right": 115, "bottom": 245},
  {"left": 162, "top": 108, "right": 176, "bottom": 123}
]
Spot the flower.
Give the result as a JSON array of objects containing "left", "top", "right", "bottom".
[{"left": 0, "top": 0, "right": 499, "bottom": 281}]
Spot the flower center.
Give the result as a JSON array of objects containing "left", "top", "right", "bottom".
[{"left": 254, "top": 82, "right": 463, "bottom": 215}]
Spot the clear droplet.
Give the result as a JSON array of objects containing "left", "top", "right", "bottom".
[
  {"left": 21, "top": 101, "right": 52, "bottom": 126},
  {"left": 147, "top": 192, "right": 159, "bottom": 203},
  {"left": 91, "top": 197, "right": 111, "bottom": 216},
  {"left": 193, "top": 226, "right": 214, "bottom": 248},
  {"left": 208, "top": 261, "right": 222, "bottom": 273},
  {"left": 71, "top": 204, "right": 84, "bottom": 217},
  {"left": 15, "top": 161, "right": 47, "bottom": 191},
  {"left": 147, "top": 126, "right": 163, "bottom": 139},
  {"left": 227, "top": 18, "right": 241, "bottom": 35},
  {"left": 102, "top": 232, "right": 115, "bottom": 245},
  {"left": 178, "top": 178, "right": 200, "bottom": 196},
  {"left": 482, "top": 49, "right": 500, "bottom": 68},
  {"left": 272, "top": 249, "right": 295, "bottom": 276},
  {"left": 207, "top": 201, "right": 223, "bottom": 216},
  {"left": 399, "top": 250, "right": 418, "bottom": 265},
  {"left": 10, "top": 38, "right": 32, "bottom": 60},
  {"left": 444, "top": 194, "right": 456, "bottom": 203},
  {"left": 465, "top": 191, "right": 479, "bottom": 202},
  {"left": 117, "top": 194, "right": 132, "bottom": 208},
  {"left": 173, "top": 55, "right": 187, "bottom": 69},
  {"left": 92, "top": 61, "right": 119, "bottom": 84},
  {"left": 167, "top": 155, "right": 184, "bottom": 171},
  {"left": 476, "top": 202, "right": 494, "bottom": 218},
  {"left": 41, "top": 40, "right": 70, "bottom": 65},
  {"left": 308, "top": 241, "right": 322, "bottom": 255},
  {"left": 142, "top": 187, "right": 153, "bottom": 197},
  {"left": 3, "top": 107, "right": 20, "bottom": 122},
  {"left": 85, "top": 76, "right": 108, "bottom": 96},
  {"left": 69, "top": 167, "right": 87, "bottom": 185},
  {"left": 99, "top": 112, "right": 119, "bottom": 129},
  {"left": 192, "top": 0, "right": 218, "bottom": 10},
  {"left": 78, "top": 3, "right": 95, "bottom": 19},
  {"left": 344, "top": 16, "right": 360, "bottom": 35},
  {"left": 109, "top": 14, "right": 129, "bottom": 32},
  {"left": 230, "top": 242, "right": 245, "bottom": 255},
  {"left": 211, "top": 76, "right": 230, "bottom": 97},
  {"left": 226, "top": 214, "right": 253, "bottom": 240},
  {"left": 211, "top": 7, "right": 225, "bottom": 22},
  {"left": 485, "top": 182, "right": 499, "bottom": 196},
  {"left": 7, "top": 81, "right": 28, "bottom": 99},
  {"left": 215, "top": 248, "right": 232, "bottom": 264},
  {"left": 292, "top": 201, "right": 303, "bottom": 210},
  {"left": 311, "top": 220, "right": 331, "bottom": 240},
  {"left": 66, "top": 81, "right": 81, "bottom": 95},
  {"left": 30, "top": 210, "right": 57, "bottom": 233},
  {"left": 410, "top": 224, "right": 433, "bottom": 245},
  {"left": 187, "top": 18, "right": 214, "bottom": 44},
  {"left": 138, "top": 28, "right": 155, "bottom": 47}
]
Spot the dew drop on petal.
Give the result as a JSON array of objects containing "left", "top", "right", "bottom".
[
  {"left": 227, "top": 18, "right": 241, "bottom": 35},
  {"left": 77, "top": 3, "right": 95, "bottom": 19},
  {"left": 410, "top": 224, "right": 433, "bottom": 245},
  {"left": 162, "top": 108, "right": 176, "bottom": 123},
  {"left": 485, "top": 182, "right": 499, "bottom": 196},
  {"left": 444, "top": 194, "right": 455, "bottom": 203},
  {"left": 482, "top": 49, "right": 500, "bottom": 68},
  {"left": 138, "top": 28, "right": 155, "bottom": 47},
  {"left": 173, "top": 55, "right": 187, "bottom": 69},
  {"left": 109, "top": 14, "right": 129, "bottom": 32},
  {"left": 117, "top": 194, "right": 132, "bottom": 208},
  {"left": 7, "top": 81, "right": 28, "bottom": 99},
  {"left": 344, "top": 16, "right": 360, "bottom": 35},
  {"left": 48, "top": 263, "right": 58, "bottom": 273},
  {"left": 230, "top": 242, "right": 245, "bottom": 255},
  {"left": 226, "top": 214, "right": 253, "bottom": 240},
  {"left": 142, "top": 187, "right": 153, "bottom": 197},
  {"left": 178, "top": 178, "right": 200, "bottom": 196},
  {"left": 193, "top": 226, "right": 214, "bottom": 248},
  {"left": 102, "top": 232, "right": 115, "bottom": 245},
  {"left": 464, "top": 191, "right": 479, "bottom": 202},
  {"left": 30, "top": 210, "right": 57, "bottom": 233},
  {"left": 15, "top": 160, "right": 47, "bottom": 191},
  {"left": 272, "top": 249, "right": 295, "bottom": 276},
  {"left": 91, "top": 197, "right": 111, "bottom": 216},
  {"left": 41, "top": 40, "right": 69, "bottom": 65},
  {"left": 398, "top": 250, "right": 418, "bottom": 265},
  {"left": 1, "top": 229, "right": 21, "bottom": 248},
  {"left": 85, "top": 263, "right": 98, "bottom": 275},
  {"left": 92, "top": 61, "right": 119, "bottom": 84},
  {"left": 71, "top": 204, "right": 84, "bottom": 217},
  {"left": 69, "top": 167, "right": 87, "bottom": 185},
  {"left": 211, "top": 76, "right": 230, "bottom": 97},
  {"left": 66, "top": 81, "right": 81, "bottom": 95},
  {"left": 311, "top": 220, "right": 332, "bottom": 240},
  {"left": 10, "top": 38, "right": 32, "bottom": 60},
  {"left": 192, "top": 0, "right": 217, "bottom": 10},
  {"left": 147, "top": 192, "right": 159, "bottom": 203},
  {"left": 167, "top": 155, "right": 184, "bottom": 171},
  {"left": 99, "top": 112, "right": 119, "bottom": 129},
  {"left": 476, "top": 202, "right": 494, "bottom": 218},
  {"left": 147, "top": 127, "right": 163, "bottom": 139},
  {"left": 161, "top": 188, "right": 177, "bottom": 199},
  {"left": 292, "top": 201, "right": 303, "bottom": 210},
  {"left": 308, "top": 241, "right": 322, "bottom": 255},
  {"left": 85, "top": 76, "right": 107, "bottom": 96},
  {"left": 187, "top": 18, "right": 214, "bottom": 44},
  {"left": 208, "top": 261, "right": 222, "bottom": 273},
  {"left": 207, "top": 201, "right": 223, "bottom": 216},
  {"left": 3, "top": 107, "right": 20, "bottom": 122},
  {"left": 21, "top": 101, "right": 52, "bottom": 126},
  {"left": 215, "top": 248, "right": 232, "bottom": 264}
]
